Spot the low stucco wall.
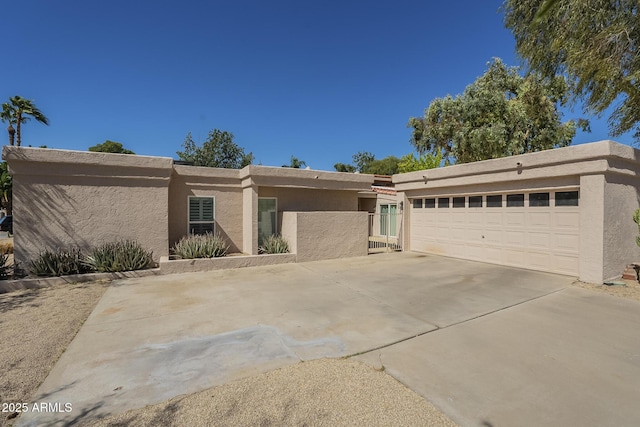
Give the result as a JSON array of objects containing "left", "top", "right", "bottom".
[
  {"left": 282, "top": 211, "right": 368, "bottom": 262},
  {"left": 4, "top": 147, "right": 172, "bottom": 266},
  {"left": 159, "top": 253, "right": 296, "bottom": 275}
]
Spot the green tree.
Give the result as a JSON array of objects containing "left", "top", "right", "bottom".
[
  {"left": 282, "top": 156, "right": 306, "bottom": 168},
  {"left": 89, "top": 140, "right": 135, "bottom": 154},
  {"left": 363, "top": 156, "right": 400, "bottom": 175},
  {"left": 177, "top": 130, "right": 253, "bottom": 168},
  {"left": 397, "top": 150, "right": 443, "bottom": 173},
  {"left": 333, "top": 162, "right": 356, "bottom": 173},
  {"left": 503, "top": 0, "right": 640, "bottom": 140},
  {"left": 0, "top": 162, "right": 12, "bottom": 215},
  {"left": 5, "top": 96, "right": 49, "bottom": 146},
  {"left": 408, "top": 58, "right": 587, "bottom": 164},
  {"left": 352, "top": 151, "right": 375, "bottom": 173},
  {"left": 0, "top": 104, "right": 16, "bottom": 146}
]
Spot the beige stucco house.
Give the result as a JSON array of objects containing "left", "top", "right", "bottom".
[{"left": 4, "top": 139, "right": 640, "bottom": 284}]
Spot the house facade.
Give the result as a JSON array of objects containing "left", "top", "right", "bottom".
[{"left": 4, "top": 140, "right": 640, "bottom": 284}]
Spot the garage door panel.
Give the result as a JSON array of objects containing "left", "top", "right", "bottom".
[
  {"left": 527, "top": 251, "right": 552, "bottom": 270},
  {"left": 503, "top": 249, "right": 526, "bottom": 266},
  {"left": 529, "top": 212, "right": 551, "bottom": 227},
  {"left": 483, "top": 229, "right": 502, "bottom": 244},
  {"left": 528, "top": 232, "right": 551, "bottom": 249},
  {"left": 505, "top": 230, "right": 525, "bottom": 246},
  {"left": 506, "top": 212, "right": 525, "bottom": 226},
  {"left": 555, "top": 211, "right": 579, "bottom": 228},
  {"left": 451, "top": 212, "right": 465, "bottom": 223},
  {"left": 555, "top": 233, "right": 579, "bottom": 251},
  {"left": 467, "top": 212, "right": 483, "bottom": 224},
  {"left": 553, "top": 253, "right": 579, "bottom": 275},
  {"left": 485, "top": 212, "right": 502, "bottom": 225}
]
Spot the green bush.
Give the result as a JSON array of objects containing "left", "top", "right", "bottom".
[
  {"left": 30, "top": 248, "right": 92, "bottom": 277},
  {"left": 259, "top": 234, "right": 290, "bottom": 254},
  {"left": 85, "top": 240, "right": 154, "bottom": 272},
  {"left": 172, "top": 232, "right": 228, "bottom": 259}
]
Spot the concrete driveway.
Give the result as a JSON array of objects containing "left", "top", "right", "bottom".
[{"left": 19, "top": 252, "right": 640, "bottom": 426}]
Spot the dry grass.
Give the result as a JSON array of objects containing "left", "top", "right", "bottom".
[{"left": 0, "top": 241, "right": 12, "bottom": 254}]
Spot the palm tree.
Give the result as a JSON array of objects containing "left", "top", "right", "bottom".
[
  {"left": 0, "top": 103, "right": 16, "bottom": 146},
  {"left": 8, "top": 96, "right": 49, "bottom": 147},
  {"left": 0, "top": 162, "right": 12, "bottom": 215}
]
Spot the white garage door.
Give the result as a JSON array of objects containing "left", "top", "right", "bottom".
[{"left": 409, "top": 190, "right": 579, "bottom": 276}]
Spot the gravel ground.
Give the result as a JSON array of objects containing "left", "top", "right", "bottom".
[
  {"left": 89, "top": 358, "right": 457, "bottom": 427},
  {"left": 0, "top": 282, "right": 108, "bottom": 427}
]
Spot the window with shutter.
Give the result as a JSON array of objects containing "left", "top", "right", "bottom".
[{"left": 188, "top": 196, "right": 215, "bottom": 234}]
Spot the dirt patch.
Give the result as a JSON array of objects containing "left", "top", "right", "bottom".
[
  {"left": 572, "top": 278, "right": 640, "bottom": 302},
  {"left": 0, "top": 282, "right": 108, "bottom": 427}
]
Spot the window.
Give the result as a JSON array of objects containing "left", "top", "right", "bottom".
[
  {"left": 380, "top": 204, "right": 398, "bottom": 236},
  {"left": 425, "top": 198, "right": 436, "bottom": 208},
  {"left": 555, "top": 191, "right": 579, "bottom": 206},
  {"left": 438, "top": 197, "right": 450, "bottom": 208},
  {"left": 468, "top": 196, "right": 483, "bottom": 208},
  {"left": 529, "top": 192, "right": 549, "bottom": 207},
  {"left": 258, "top": 198, "right": 277, "bottom": 245},
  {"left": 453, "top": 197, "right": 465, "bottom": 208},
  {"left": 188, "top": 196, "right": 214, "bottom": 234},
  {"left": 506, "top": 194, "right": 525, "bottom": 207},
  {"left": 486, "top": 195, "right": 502, "bottom": 208},
  {"left": 413, "top": 199, "right": 423, "bottom": 208}
]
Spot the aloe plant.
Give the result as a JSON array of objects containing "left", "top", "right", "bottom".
[
  {"left": 172, "top": 232, "right": 228, "bottom": 259},
  {"left": 259, "top": 235, "right": 290, "bottom": 254},
  {"left": 85, "top": 240, "right": 153, "bottom": 272},
  {"left": 30, "top": 248, "right": 92, "bottom": 277}
]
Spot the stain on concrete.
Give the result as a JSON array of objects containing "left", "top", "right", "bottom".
[{"left": 19, "top": 325, "right": 344, "bottom": 427}]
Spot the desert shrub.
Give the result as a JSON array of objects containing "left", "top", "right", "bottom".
[
  {"left": 85, "top": 240, "right": 154, "bottom": 272},
  {"left": 259, "top": 235, "right": 290, "bottom": 254},
  {"left": 172, "top": 232, "right": 228, "bottom": 259},
  {"left": 0, "top": 253, "right": 12, "bottom": 279},
  {"left": 0, "top": 241, "right": 13, "bottom": 254},
  {"left": 30, "top": 248, "right": 92, "bottom": 277}
]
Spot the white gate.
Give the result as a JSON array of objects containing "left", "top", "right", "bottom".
[{"left": 368, "top": 212, "right": 402, "bottom": 253}]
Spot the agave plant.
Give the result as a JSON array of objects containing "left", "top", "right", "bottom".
[
  {"left": 259, "top": 234, "right": 290, "bottom": 254},
  {"left": 84, "top": 240, "right": 154, "bottom": 272},
  {"left": 172, "top": 232, "right": 228, "bottom": 259},
  {"left": 30, "top": 248, "right": 92, "bottom": 277}
]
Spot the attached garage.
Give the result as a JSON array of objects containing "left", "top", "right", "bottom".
[
  {"left": 409, "top": 189, "right": 579, "bottom": 276},
  {"left": 394, "top": 141, "right": 640, "bottom": 284}
]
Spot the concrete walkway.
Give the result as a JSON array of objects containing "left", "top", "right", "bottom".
[{"left": 19, "top": 253, "right": 640, "bottom": 426}]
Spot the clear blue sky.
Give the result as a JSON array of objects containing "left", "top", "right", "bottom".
[{"left": 2, "top": 0, "right": 634, "bottom": 170}]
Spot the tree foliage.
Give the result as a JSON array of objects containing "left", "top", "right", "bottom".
[
  {"left": 282, "top": 156, "right": 306, "bottom": 168},
  {"left": 333, "top": 162, "right": 356, "bottom": 173},
  {"left": 408, "top": 58, "right": 587, "bottom": 164},
  {"left": 89, "top": 140, "right": 135, "bottom": 154},
  {"left": 1, "top": 96, "right": 49, "bottom": 147},
  {"left": 0, "top": 162, "right": 11, "bottom": 215},
  {"left": 177, "top": 130, "right": 253, "bottom": 169},
  {"left": 503, "top": 0, "right": 640, "bottom": 140},
  {"left": 397, "top": 150, "right": 443, "bottom": 173}
]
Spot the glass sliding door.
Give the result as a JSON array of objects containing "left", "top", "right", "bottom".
[
  {"left": 379, "top": 204, "right": 397, "bottom": 236},
  {"left": 258, "top": 198, "right": 277, "bottom": 245}
]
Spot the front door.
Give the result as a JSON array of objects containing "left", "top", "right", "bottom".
[{"left": 258, "top": 198, "right": 277, "bottom": 245}]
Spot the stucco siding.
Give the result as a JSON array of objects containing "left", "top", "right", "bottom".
[
  {"left": 602, "top": 173, "right": 640, "bottom": 281},
  {"left": 169, "top": 166, "right": 243, "bottom": 253},
  {"left": 282, "top": 211, "right": 368, "bottom": 262},
  {"left": 258, "top": 187, "right": 357, "bottom": 212},
  {"left": 5, "top": 147, "right": 172, "bottom": 265}
]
